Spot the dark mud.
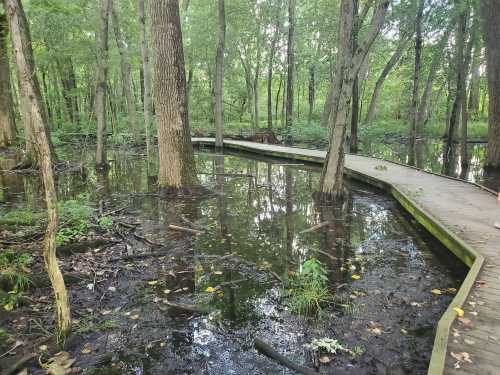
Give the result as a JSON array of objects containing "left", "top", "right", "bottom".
[{"left": 0, "top": 145, "right": 466, "bottom": 374}]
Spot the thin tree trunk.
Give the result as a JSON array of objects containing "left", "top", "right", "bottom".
[
  {"left": 468, "top": 43, "right": 481, "bottom": 119},
  {"left": 443, "top": 3, "right": 468, "bottom": 174},
  {"left": 111, "top": 3, "right": 139, "bottom": 144},
  {"left": 0, "top": 13, "right": 16, "bottom": 147},
  {"left": 5, "top": 0, "right": 71, "bottom": 335},
  {"left": 214, "top": 0, "right": 225, "bottom": 148},
  {"left": 275, "top": 73, "right": 282, "bottom": 123},
  {"left": 307, "top": 64, "right": 315, "bottom": 125},
  {"left": 364, "top": 36, "right": 409, "bottom": 125},
  {"left": 95, "top": 0, "right": 111, "bottom": 168},
  {"left": 349, "top": 0, "right": 359, "bottom": 153},
  {"left": 320, "top": 0, "right": 389, "bottom": 200},
  {"left": 254, "top": 19, "right": 262, "bottom": 130},
  {"left": 408, "top": 0, "right": 425, "bottom": 166},
  {"left": 151, "top": 0, "right": 199, "bottom": 191},
  {"left": 139, "top": 0, "right": 152, "bottom": 161},
  {"left": 480, "top": 0, "right": 500, "bottom": 169},
  {"left": 285, "top": 0, "right": 295, "bottom": 144},
  {"left": 267, "top": 11, "right": 281, "bottom": 131}
]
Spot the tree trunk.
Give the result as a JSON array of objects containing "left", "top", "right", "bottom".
[
  {"left": 349, "top": 0, "right": 360, "bottom": 153},
  {"left": 214, "top": 0, "right": 225, "bottom": 148},
  {"left": 408, "top": 0, "right": 425, "bottom": 167},
  {"left": 468, "top": 42, "right": 481, "bottom": 119},
  {"left": 307, "top": 64, "right": 315, "bottom": 125},
  {"left": 285, "top": 0, "right": 295, "bottom": 144},
  {"left": 111, "top": 3, "right": 139, "bottom": 144},
  {"left": 254, "top": 19, "right": 262, "bottom": 131},
  {"left": 320, "top": 0, "right": 389, "bottom": 200},
  {"left": 0, "top": 13, "right": 16, "bottom": 147},
  {"left": 139, "top": 0, "right": 152, "bottom": 161},
  {"left": 443, "top": 3, "right": 468, "bottom": 174},
  {"left": 56, "top": 57, "right": 79, "bottom": 125},
  {"left": 364, "top": 36, "right": 409, "bottom": 125},
  {"left": 95, "top": 0, "right": 111, "bottom": 169},
  {"left": 151, "top": 0, "right": 199, "bottom": 192},
  {"left": 5, "top": 0, "right": 71, "bottom": 335},
  {"left": 275, "top": 73, "right": 282, "bottom": 123},
  {"left": 267, "top": 12, "right": 281, "bottom": 131},
  {"left": 480, "top": 1, "right": 500, "bottom": 169}
]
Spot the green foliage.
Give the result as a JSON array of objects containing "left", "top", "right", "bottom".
[
  {"left": 74, "top": 314, "right": 119, "bottom": 334},
  {"left": 305, "top": 338, "right": 348, "bottom": 355},
  {"left": 56, "top": 194, "right": 93, "bottom": 246},
  {"left": 0, "top": 250, "right": 32, "bottom": 311},
  {"left": 98, "top": 216, "right": 113, "bottom": 229},
  {"left": 284, "top": 258, "right": 333, "bottom": 317},
  {"left": 0, "top": 210, "right": 46, "bottom": 227}
]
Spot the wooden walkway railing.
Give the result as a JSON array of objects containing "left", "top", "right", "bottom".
[{"left": 192, "top": 138, "right": 500, "bottom": 375}]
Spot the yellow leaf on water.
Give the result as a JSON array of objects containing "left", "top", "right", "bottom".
[
  {"left": 205, "top": 287, "right": 216, "bottom": 293},
  {"left": 454, "top": 307, "right": 464, "bottom": 317},
  {"left": 213, "top": 271, "right": 223, "bottom": 275},
  {"left": 351, "top": 274, "right": 361, "bottom": 280},
  {"left": 148, "top": 280, "right": 159, "bottom": 286},
  {"left": 446, "top": 288, "right": 457, "bottom": 294},
  {"left": 431, "top": 289, "right": 442, "bottom": 295}
]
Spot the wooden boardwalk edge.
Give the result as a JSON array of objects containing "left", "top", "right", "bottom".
[{"left": 192, "top": 138, "right": 486, "bottom": 375}]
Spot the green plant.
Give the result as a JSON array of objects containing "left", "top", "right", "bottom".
[
  {"left": 0, "top": 250, "right": 32, "bottom": 311},
  {"left": 74, "top": 314, "right": 119, "bottom": 334},
  {"left": 305, "top": 338, "right": 348, "bottom": 355},
  {"left": 56, "top": 194, "right": 94, "bottom": 246},
  {"left": 284, "top": 258, "right": 334, "bottom": 317},
  {"left": 98, "top": 216, "right": 113, "bottom": 229}
]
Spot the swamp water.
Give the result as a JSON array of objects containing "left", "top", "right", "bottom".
[{"left": 0, "top": 146, "right": 466, "bottom": 374}]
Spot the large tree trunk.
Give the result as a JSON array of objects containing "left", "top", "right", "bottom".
[
  {"left": 443, "top": 3, "right": 468, "bottom": 174},
  {"left": 364, "top": 36, "right": 409, "bottom": 125},
  {"left": 95, "top": 0, "right": 111, "bottom": 169},
  {"left": 0, "top": 13, "right": 16, "bottom": 147},
  {"left": 151, "top": 0, "right": 199, "bottom": 192},
  {"left": 284, "top": 0, "right": 295, "bottom": 144},
  {"left": 214, "top": 0, "right": 225, "bottom": 148},
  {"left": 408, "top": 0, "right": 425, "bottom": 167},
  {"left": 480, "top": 0, "right": 500, "bottom": 169},
  {"left": 111, "top": 3, "right": 139, "bottom": 144},
  {"left": 139, "top": 0, "right": 152, "bottom": 161},
  {"left": 4, "top": 0, "right": 71, "bottom": 335},
  {"left": 320, "top": 0, "right": 388, "bottom": 200}
]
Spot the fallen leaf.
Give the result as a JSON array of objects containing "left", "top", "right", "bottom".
[
  {"left": 451, "top": 328, "right": 461, "bottom": 337},
  {"left": 351, "top": 274, "right": 361, "bottom": 280},
  {"left": 431, "top": 289, "right": 442, "bottom": 295},
  {"left": 108, "top": 286, "right": 116, "bottom": 292},
  {"left": 446, "top": 288, "right": 457, "bottom": 294},
  {"left": 163, "top": 289, "right": 171, "bottom": 294},
  {"left": 400, "top": 328, "right": 408, "bottom": 335},
  {"left": 319, "top": 356, "right": 331, "bottom": 364},
  {"left": 457, "top": 317, "right": 472, "bottom": 326},
  {"left": 39, "top": 344, "right": 48, "bottom": 352},
  {"left": 493, "top": 222, "right": 500, "bottom": 230},
  {"left": 205, "top": 287, "right": 216, "bottom": 293},
  {"left": 451, "top": 351, "right": 472, "bottom": 364},
  {"left": 470, "top": 311, "right": 478, "bottom": 316},
  {"left": 453, "top": 307, "right": 464, "bottom": 317},
  {"left": 130, "top": 314, "right": 140, "bottom": 320},
  {"left": 213, "top": 271, "right": 223, "bottom": 275},
  {"left": 464, "top": 339, "right": 475, "bottom": 345},
  {"left": 81, "top": 344, "right": 92, "bottom": 354},
  {"left": 147, "top": 280, "right": 159, "bottom": 286},
  {"left": 46, "top": 351, "right": 76, "bottom": 375}
]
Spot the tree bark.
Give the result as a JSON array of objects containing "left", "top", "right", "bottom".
[
  {"left": 139, "top": 0, "right": 152, "bottom": 161},
  {"left": 443, "top": 2, "right": 468, "bottom": 174},
  {"left": 307, "top": 64, "right": 315, "bottom": 125},
  {"left": 364, "top": 36, "right": 410, "bottom": 125},
  {"left": 95, "top": 0, "right": 111, "bottom": 169},
  {"left": 254, "top": 17, "right": 262, "bottom": 131},
  {"left": 285, "top": 0, "right": 295, "bottom": 144},
  {"left": 320, "top": 0, "right": 388, "bottom": 200},
  {"left": 151, "top": 0, "right": 199, "bottom": 192},
  {"left": 468, "top": 42, "right": 481, "bottom": 119},
  {"left": 56, "top": 57, "right": 79, "bottom": 125},
  {"left": 408, "top": 0, "right": 425, "bottom": 167},
  {"left": 480, "top": 0, "right": 500, "bottom": 169},
  {"left": 111, "top": 3, "right": 139, "bottom": 144},
  {"left": 267, "top": 8, "right": 281, "bottom": 131},
  {"left": 0, "top": 13, "right": 16, "bottom": 147},
  {"left": 214, "top": 0, "right": 225, "bottom": 148},
  {"left": 4, "top": 0, "right": 71, "bottom": 335},
  {"left": 349, "top": 0, "right": 360, "bottom": 153}
]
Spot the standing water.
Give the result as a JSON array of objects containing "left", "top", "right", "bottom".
[{"left": 0, "top": 146, "right": 466, "bottom": 374}]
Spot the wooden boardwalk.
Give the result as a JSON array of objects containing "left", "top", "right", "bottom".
[{"left": 192, "top": 138, "right": 500, "bottom": 375}]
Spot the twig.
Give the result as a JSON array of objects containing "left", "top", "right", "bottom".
[{"left": 168, "top": 224, "right": 204, "bottom": 235}]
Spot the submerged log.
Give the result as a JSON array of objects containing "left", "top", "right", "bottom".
[{"left": 254, "top": 338, "right": 317, "bottom": 375}]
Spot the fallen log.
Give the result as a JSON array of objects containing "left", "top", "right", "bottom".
[
  {"left": 299, "top": 221, "right": 329, "bottom": 234},
  {"left": 168, "top": 224, "right": 204, "bottom": 235},
  {"left": 254, "top": 338, "right": 317, "bottom": 375}
]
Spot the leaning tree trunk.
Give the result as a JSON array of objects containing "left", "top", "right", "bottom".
[
  {"left": 139, "top": 0, "right": 152, "bottom": 161},
  {"left": 408, "top": 0, "right": 425, "bottom": 167},
  {"left": 0, "top": 13, "right": 16, "bottom": 147},
  {"left": 480, "top": 0, "right": 500, "bottom": 169},
  {"left": 151, "top": 0, "right": 199, "bottom": 192},
  {"left": 95, "top": 0, "right": 111, "bottom": 169},
  {"left": 320, "top": 0, "right": 389, "bottom": 200},
  {"left": 214, "top": 0, "right": 225, "bottom": 149},
  {"left": 364, "top": 36, "right": 409, "bottom": 126},
  {"left": 4, "top": 0, "right": 71, "bottom": 335},
  {"left": 111, "top": 3, "right": 139, "bottom": 144},
  {"left": 284, "top": 0, "right": 295, "bottom": 144}
]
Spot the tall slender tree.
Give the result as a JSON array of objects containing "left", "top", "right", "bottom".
[
  {"left": 151, "top": 0, "right": 199, "bottom": 192},
  {"left": 139, "top": 0, "right": 152, "bottom": 161},
  {"left": 111, "top": 3, "right": 139, "bottom": 144},
  {"left": 4, "top": 0, "right": 71, "bottom": 335},
  {"left": 214, "top": 0, "right": 225, "bottom": 149},
  {"left": 95, "top": 0, "right": 111, "bottom": 169},
  {"left": 480, "top": 0, "right": 500, "bottom": 169},
  {"left": 284, "top": 0, "right": 295, "bottom": 144},
  {"left": 0, "top": 13, "right": 16, "bottom": 147}
]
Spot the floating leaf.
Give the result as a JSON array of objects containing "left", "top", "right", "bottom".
[
  {"left": 446, "top": 288, "right": 457, "bottom": 294},
  {"left": 205, "top": 287, "right": 216, "bottom": 293},
  {"left": 213, "top": 271, "right": 223, "bottom": 275},
  {"left": 453, "top": 307, "right": 464, "bottom": 317},
  {"left": 148, "top": 280, "right": 159, "bottom": 286},
  {"left": 351, "top": 274, "right": 361, "bottom": 280},
  {"left": 431, "top": 289, "right": 442, "bottom": 295},
  {"left": 163, "top": 289, "right": 171, "bottom": 294}
]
